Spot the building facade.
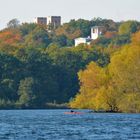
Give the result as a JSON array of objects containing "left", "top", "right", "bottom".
[
  {"left": 47, "top": 16, "right": 61, "bottom": 28},
  {"left": 91, "top": 26, "right": 104, "bottom": 40},
  {"left": 74, "top": 26, "right": 104, "bottom": 46},
  {"left": 34, "top": 17, "right": 47, "bottom": 25},
  {"left": 34, "top": 16, "right": 61, "bottom": 28},
  {"left": 75, "top": 37, "right": 91, "bottom": 46}
]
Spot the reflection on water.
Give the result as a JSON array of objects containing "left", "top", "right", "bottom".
[{"left": 0, "top": 110, "right": 140, "bottom": 140}]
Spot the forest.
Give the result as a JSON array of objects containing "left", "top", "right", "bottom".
[{"left": 0, "top": 18, "right": 140, "bottom": 112}]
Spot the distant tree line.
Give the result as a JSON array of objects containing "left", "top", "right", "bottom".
[{"left": 0, "top": 18, "right": 140, "bottom": 111}]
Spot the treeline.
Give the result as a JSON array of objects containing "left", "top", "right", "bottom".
[
  {"left": 0, "top": 45, "right": 109, "bottom": 109},
  {"left": 0, "top": 18, "right": 140, "bottom": 110}
]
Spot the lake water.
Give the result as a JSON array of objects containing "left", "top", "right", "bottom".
[{"left": 0, "top": 110, "right": 140, "bottom": 140}]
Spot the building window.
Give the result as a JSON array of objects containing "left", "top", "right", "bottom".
[{"left": 93, "top": 28, "right": 96, "bottom": 33}]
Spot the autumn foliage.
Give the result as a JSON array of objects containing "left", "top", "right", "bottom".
[
  {"left": 0, "top": 19, "right": 140, "bottom": 110},
  {"left": 70, "top": 36, "right": 140, "bottom": 113},
  {"left": 0, "top": 30, "right": 22, "bottom": 45}
]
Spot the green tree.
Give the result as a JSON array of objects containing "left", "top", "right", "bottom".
[
  {"left": 118, "top": 21, "right": 138, "bottom": 35},
  {"left": 0, "top": 52, "right": 22, "bottom": 101},
  {"left": 19, "top": 23, "right": 37, "bottom": 36},
  {"left": 24, "top": 26, "right": 51, "bottom": 48},
  {"left": 7, "top": 18, "right": 20, "bottom": 29},
  {"left": 18, "top": 77, "right": 39, "bottom": 108},
  {"left": 52, "top": 34, "right": 67, "bottom": 47}
]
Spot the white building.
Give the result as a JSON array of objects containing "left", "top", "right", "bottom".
[
  {"left": 75, "top": 26, "right": 104, "bottom": 46},
  {"left": 91, "top": 26, "right": 104, "bottom": 40},
  {"left": 75, "top": 37, "right": 91, "bottom": 46}
]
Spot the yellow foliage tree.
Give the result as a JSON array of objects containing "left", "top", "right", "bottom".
[
  {"left": 70, "top": 62, "right": 109, "bottom": 110},
  {"left": 109, "top": 45, "right": 140, "bottom": 94},
  {"left": 118, "top": 93, "right": 140, "bottom": 113},
  {"left": 131, "top": 31, "right": 140, "bottom": 45},
  {"left": 70, "top": 43, "right": 140, "bottom": 113}
]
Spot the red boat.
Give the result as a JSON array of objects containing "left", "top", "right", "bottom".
[{"left": 64, "top": 111, "right": 83, "bottom": 114}]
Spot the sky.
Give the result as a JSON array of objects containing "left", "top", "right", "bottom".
[{"left": 0, "top": 0, "right": 140, "bottom": 29}]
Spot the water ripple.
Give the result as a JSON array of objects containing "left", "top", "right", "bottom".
[{"left": 0, "top": 110, "right": 140, "bottom": 140}]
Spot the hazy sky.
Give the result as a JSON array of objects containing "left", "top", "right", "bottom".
[{"left": 0, "top": 0, "right": 140, "bottom": 29}]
